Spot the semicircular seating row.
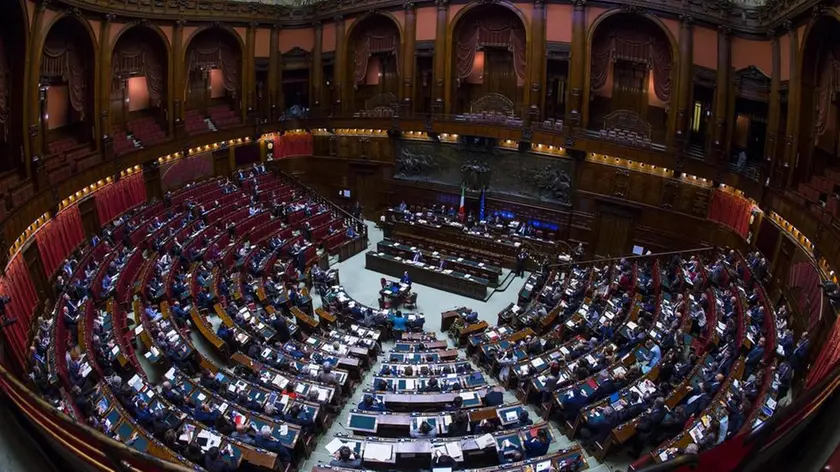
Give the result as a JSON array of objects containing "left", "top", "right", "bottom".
[
  {"left": 28, "top": 169, "right": 370, "bottom": 472},
  {"left": 310, "top": 246, "right": 789, "bottom": 472}
]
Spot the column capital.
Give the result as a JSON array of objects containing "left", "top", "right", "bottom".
[
  {"left": 572, "top": 0, "right": 586, "bottom": 9},
  {"left": 104, "top": 13, "right": 117, "bottom": 23},
  {"left": 434, "top": 0, "right": 448, "bottom": 9},
  {"left": 782, "top": 19, "right": 793, "bottom": 32},
  {"left": 717, "top": 25, "right": 732, "bottom": 37},
  {"left": 176, "top": 19, "right": 187, "bottom": 27},
  {"left": 333, "top": 14, "right": 344, "bottom": 22},
  {"left": 312, "top": 20, "right": 322, "bottom": 28},
  {"left": 679, "top": 14, "right": 693, "bottom": 26},
  {"left": 812, "top": 4, "right": 829, "bottom": 19},
  {"left": 403, "top": 1, "right": 415, "bottom": 12}
]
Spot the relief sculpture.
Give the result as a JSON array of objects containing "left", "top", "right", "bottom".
[{"left": 395, "top": 140, "right": 572, "bottom": 206}]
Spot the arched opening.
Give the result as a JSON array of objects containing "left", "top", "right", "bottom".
[
  {"left": 798, "top": 16, "right": 840, "bottom": 182},
  {"left": 40, "top": 16, "right": 97, "bottom": 165},
  {"left": 0, "top": 1, "right": 26, "bottom": 176},
  {"left": 346, "top": 15, "right": 401, "bottom": 116},
  {"left": 450, "top": 4, "right": 527, "bottom": 118},
  {"left": 110, "top": 26, "right": 169, "bottom": 155},
  {"left": 589, "top": 13, "right": 672, "bottom": 144},
  {"left": 184, "top": 27, "right": 242, "bottom": 134}
]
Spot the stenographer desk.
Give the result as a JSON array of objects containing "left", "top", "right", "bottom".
[
  {"left": 316, "top": 429, "right": 582, "bottom": 470},
  {"left": 366, "top": 251, "right": 489, "bottom": 300},
  {"left": 377, "top": 239, "right": 503, "bottom": 285},
  {"left": 347, "top": 402, "right": 528, "bottom": 437}
]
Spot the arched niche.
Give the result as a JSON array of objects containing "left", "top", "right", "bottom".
[
  {"left": 183, "top": 27, "right": 242, "bottom": 127},
  {"left": 40, "top": 16, "right": 98, "bottom": 158},
  {"left": 346, "top": 14, "right": 402, "bottom": 115},
  {"left": 798, "top": 14, "right": 840, "bottom": 181},
  {"left": 587, "top": 12, "right": 674, "bottom": 144},
  {"left": 110, "top": 25, "right": 169, "bottom": 142},
  {"left": 0, "top": 0, "right": 28, "bottom": 173},
  {"left": 450, "top": 3, "right": 527, "bottom": 117}
]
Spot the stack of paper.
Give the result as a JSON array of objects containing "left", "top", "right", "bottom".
[{"left": 363, "top": 443, "right": 394, "bottom": 462}]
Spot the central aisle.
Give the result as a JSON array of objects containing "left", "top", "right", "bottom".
[{"left": 299, "top": 222, "right": 616, "bottom": 472}]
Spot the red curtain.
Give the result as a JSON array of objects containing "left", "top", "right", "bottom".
[
  {"left": 789, "top": 261, "right": 823, "bottom": 332},
  {"left": 36, "top": 205, "right": 85, "bottom": 277},
  {"left": 274, "top": 134, "right": 313, "bottom": 159},
  {"left": 0, "top": 254, "right": 38, "bottom": 372},
  {"left": 708, "top": 190, "right": 752, "bottom": 238},
  {"left": 806, "top": 314, "right": 840, "bottom": 390},
  {"left": 94, "top": 173, "right": 147, "bottom": 225}
]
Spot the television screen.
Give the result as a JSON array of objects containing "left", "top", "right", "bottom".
[
  {"left": 632, "top": 245, "right": 645, "bottom": 255},
  {"left": 338, "top": 189, "right": 351, "bottom": 198}
]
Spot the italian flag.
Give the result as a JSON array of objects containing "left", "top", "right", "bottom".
[{"left": 458, "top": 183, "right": 466, "bottom": 222}]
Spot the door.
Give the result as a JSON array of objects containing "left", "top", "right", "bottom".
[{"left": 594, "top": 212, "right": 632, "bottom": 259}]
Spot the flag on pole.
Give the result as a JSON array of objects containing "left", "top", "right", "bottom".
[
  {"left": 479, "top": 187, "right": 486, "bottom": 222},
  {"left": 458, "top": 183, "right": 466, "bottom": 222}
]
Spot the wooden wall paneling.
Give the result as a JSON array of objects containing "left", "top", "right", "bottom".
[
  {"left": 660, "top": 179, "right": 680, "bottom": 209},
  {"left": 611, "top": 169, "right": 630, "bottom": 199},
  {"left": 78, "top": 197, "right": 99, "bottom": 238},
  {"left": 594, "top": 211, "right": 632, "bottom": 258},
  {"left": 212, "top": 149, "right": 231, "bottom": 177},
  {"left": 143, "top": 162, "right": 163, "bottom": 203},
  {"left": 626, "top": 172, "right": 663, "bottom": 207},
  {"left": 23, "top": 242, "right": 49, "bottom": 302}
]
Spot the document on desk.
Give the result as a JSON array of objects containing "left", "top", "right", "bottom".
[
  {"left": 325, "top": 438, "right": 348, "bottom": 455},
  {"left": 363, "top": 443, "right": 394, "bottom": 462},
  {"left": 445, "top": 442, "right": 464, "bottom": 461},
  {"left": 476, "top": 433, "right": 496, "bottom": 450}
]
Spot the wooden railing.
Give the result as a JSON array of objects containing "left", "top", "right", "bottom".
[{"left": 0, "top": 361, "right": 196, "bottom": 472}]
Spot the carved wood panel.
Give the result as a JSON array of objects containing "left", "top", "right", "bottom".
[
  {"left": 661, "top": 179, "right": 680, "bottom": 209},
  {"left": 612, "top": 169, "right": 630, "bottom": 198}
]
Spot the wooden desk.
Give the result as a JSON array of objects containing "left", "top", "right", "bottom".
[
  {"left": 457, "top": 321, "right": 489, "bottom": 346},
  {"left": 441, "top": 308, "right": 470, "bottom": 331},
  {"left": 366, "top": 252, "right": 488, "bottom": 300},
  {"left": 377, "top": 239, "right": 503, "bottom": 285}
]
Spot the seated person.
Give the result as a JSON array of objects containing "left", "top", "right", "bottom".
[
  {"left": 497, "top": 440, "right": 524, "bottom": 464},
  {"left": 516, "top": 410, "right": 533, "bottom": 427},
  {"left": 579, "top": 405, "right": 618, "bottom": 445},
  {"left": 254, "top": 425, "right": 292, "bottom": 464},
  {"left": 410, "top": 420, "right": 437, "bottom": 439},
  {"left": 284, "top": 404, "right": 315, "bottom": 432},
  {"left": 423, "top": 377, "right": 441, "bottom": 392},
  {"left": 524, "top": 429, "right": 551, "bottom": 458},
  {"left": 447, "top": 411, "right": 469, "bottom": 437},
  {"left": 357, "top": 394, "right": 385, "bottom": 412},
  {"left": 330, "top": 446, "right": 362, "bottom": 469}
]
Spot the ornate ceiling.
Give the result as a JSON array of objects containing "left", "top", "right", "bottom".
[{"left": 50, "top": 0, "right": 820, "bottom": 36}]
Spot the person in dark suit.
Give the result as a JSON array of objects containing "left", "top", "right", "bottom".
[
  {"left": 580, "top": 406, "right": 618, "bottom": 445},
  {"left": 629, "top": 397, "right": 667, "bottom": 457},
  {"left": 331, "top": 446, "right": 362, "bottom": 469},
  {"left": 255, "top": 425, "right": 292, "bottom": 464},
  {"left": 447, "top": 411, "right": 469, "bottom": 437},
  {"left": 681, "top": 383, "right": 711, "bottom": 417},
  {"left": 618, "top": 391, "right": 646, "bottom": 423},
  {"left": 558, "top": 388, "right": 590, "bottom": 423},
  {"left": 592, "top": 371, "right": 619, "bottom": 401},
  {"left": 658, "top": 405, "right": 688, "bottom": 442},
  {"left": 194, "top": 404, "right": 219, "bottom": 426},
  {"left": 744, "top": 337, "right": 766, "bottom": 378},
  {"left": 357, "top": 394, "right": 385, "bottom": 412},
  {"left": 524, "top": 429, "right": 551, "bottom": 458},
  {"left": 726, "top": 400, "right": 750, "bottom": 439}
]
